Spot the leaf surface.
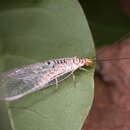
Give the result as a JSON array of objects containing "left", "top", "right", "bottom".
[{"left": 0, "top": 0, "right": 95, "bottom": 130}]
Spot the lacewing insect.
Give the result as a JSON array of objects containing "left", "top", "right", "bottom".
[
  {"left": 1, "top": 56, "right": 130, "bottom": 101},
  {"left": 0, "top": 57, "right": 93, "bottom": 101},
  {"left": 1, "top": 33, "right": 130, "bottom": 102}
]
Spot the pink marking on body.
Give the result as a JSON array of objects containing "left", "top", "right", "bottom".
[
  {"left": 79, "top": 59, "right": 82, "bottom": 64},
  {"left": 82, "top": 59, "right": 86, "bottom": 64}
]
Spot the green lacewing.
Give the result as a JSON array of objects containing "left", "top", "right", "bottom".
[{"left": 0, "top": 57, "right": 93, "bottom": 101}]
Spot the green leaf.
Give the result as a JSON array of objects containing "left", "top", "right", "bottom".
[{"left": 0, "top": 0, "right": 95, "bottom": 130}]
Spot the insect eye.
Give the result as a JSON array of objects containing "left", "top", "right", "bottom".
[{"left": 85, "top": 59, "right": 93, "bottom": 66}]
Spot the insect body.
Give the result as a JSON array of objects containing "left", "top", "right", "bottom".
[{"left": 0, "top": 57, "right": 93, "bottom": 101}]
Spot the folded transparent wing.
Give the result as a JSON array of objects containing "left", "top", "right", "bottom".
[
  {"left": 0, "top": 60, "right": 73, "bottom": 101},
  {"left": 0, "top": 62, "right": 52, "bottom": 101}
]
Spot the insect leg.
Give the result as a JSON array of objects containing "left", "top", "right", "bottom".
[
  {"left": 71, "top": 71, "right": 77, "bottom": 87},
  {"left": 79, "top": 67, "right": 89, "bottom": 72},
  {"left": 55, "top": 77, "right": 58, "bottom": 89}
]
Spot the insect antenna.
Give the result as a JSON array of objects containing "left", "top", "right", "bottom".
[
  {"left": 92, "top": 32, "right": 130, "bottom": 63},
  {"left": 88, "top": 57, "right": 130, "bottom": 65},
  {"left": 95, "top": 57, "right": 130, "bottom": 62}
]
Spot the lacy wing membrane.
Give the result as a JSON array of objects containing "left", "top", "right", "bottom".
[
  {"left": 0, "top": 59, "right": 73, "bottom": 101},
  {"left": 0, "top": 61, "right": 55, "bottom": 101}
]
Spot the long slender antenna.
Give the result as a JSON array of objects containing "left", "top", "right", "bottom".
[
  {"left": 95, "top": 57, "right": 130, "bottom": 62},
  {"left": 96, "top": 32, "right": 130, "bottom": 57}
]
